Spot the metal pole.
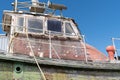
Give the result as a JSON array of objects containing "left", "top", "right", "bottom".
[
  {"left": 82, "top": 35, "right": 88, "bottom": 63},
  {"left": 49, "top": 31, "right": 52, "bottom": 58},
  {"left": 14, "top": 0, "right": 18, "bottom": 12},
  {"left": 112, "top": 38, "right": 118, "bottom": 60}
]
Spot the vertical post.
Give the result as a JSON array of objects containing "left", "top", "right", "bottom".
[
  {"left": 14, "top": 0, "right": 18, "bottom": 12},
  {"left": 49, "top": 31, "right": 52, "bottom": 58},
  {"left": 82, "top": 35, "right": 88, "bottom": 63},
  {"left": 60, "top": 10, "right": 63, "bottom": 17},
  {"left": 31, "top": 0, "right": 39, "bottom": 6},
  {"left": 112, "top": 38, "right": 118, "bottom": 60}
]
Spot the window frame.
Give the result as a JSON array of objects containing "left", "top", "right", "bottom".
[
  {"left": 47, "top": 18, "right": 63, "bottom": 35},
  {"left": 16, "top": 17, "right": 24, "bottom": 32},
  {"left": 27, "top": 17, "right": 44, "bottom": 34},
  {"left": 64, "top": 21, "right": 76, "bottom": 36}
]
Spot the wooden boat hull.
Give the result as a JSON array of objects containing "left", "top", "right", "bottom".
[{"left": 0, "top": 54, "right": 120, "bottom": 80}]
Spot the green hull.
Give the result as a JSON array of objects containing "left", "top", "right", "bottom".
[{"left": 0, "top": 54, "right": 120, "bottom": 80}]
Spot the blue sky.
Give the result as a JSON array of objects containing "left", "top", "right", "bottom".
[{"left": 0, "top": 0, "right": 120, "bottom": 56}]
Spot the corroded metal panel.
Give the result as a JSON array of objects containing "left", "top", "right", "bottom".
[
  {"left": 12, "top": 34, "right": 107, "bottom": 62},
  {"left": 12, "top": 35, "right": 86, "bottom": 61}
]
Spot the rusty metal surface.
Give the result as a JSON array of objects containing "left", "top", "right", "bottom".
[
  {"left": 12, "top": 35, "right": 86, "bottom": 61},
  {"left": 11, "top": 34, "right": 107, "bottom": 62}
]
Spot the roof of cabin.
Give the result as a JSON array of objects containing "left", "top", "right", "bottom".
[{"left": 86, "top": 44, "right": 108, "bottom": 62}]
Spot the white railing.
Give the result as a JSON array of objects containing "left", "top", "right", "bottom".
[
  {"left": 112, "top": 38, "right": 120, "bottom": 60},
  {"left": 13, "top": 0, "right": 46, "bottom": 13}
]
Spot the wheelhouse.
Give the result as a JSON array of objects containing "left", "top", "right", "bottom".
[
  {"left": 2, "top": 12, "right": 81, "bottom": 39},
  {"left": 0, "top": 0, "right": 108, "bottom": 62}
]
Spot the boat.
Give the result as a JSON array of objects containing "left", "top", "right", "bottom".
[{"left": 0, "top": 0, "right": 120, "bottom": 80}]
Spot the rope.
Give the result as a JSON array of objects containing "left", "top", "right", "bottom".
[
  {"left": 8, "top": 33, "right": 18, "bottom": 53},
  {"left": 25, "top": 28, "right": 46, "bottom": 80}
]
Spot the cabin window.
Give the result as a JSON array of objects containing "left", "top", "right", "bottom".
[
  {"left": 28, "top": 18, "right": 43, "bottom": 33},
  {"left": 17, "top": 17, "right": 24, "bottom": 31},
  {"left": 65, "top": 22, "right": 75, "bottom": 36},
  {"left": 47, "top": 19, "right": 62, "bottom": 33}
]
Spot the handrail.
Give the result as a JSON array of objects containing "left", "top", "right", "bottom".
[
  {"left": 13, "top": 1, "right": 46, "bottom": 13},
  {"left": 112, "top": 38, "right": 120, "bottom": 60},
  {"left": 12, "top": 0, "right": 67, "bottom": 16},
  {"left": 82, "top": 35, "right": 88, "bottom": 62}
]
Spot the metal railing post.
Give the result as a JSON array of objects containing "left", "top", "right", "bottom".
[
  {"left": 112, "top": 38, "right": 118, "bottom": 60},
  {"left": 82, "top": 35, "right": 88, "bottom": 63},
  {"left": 14, "top": 0, "right": 18, "bottom": 12},
  {"left": 49, "top": 31, "right": 52, "bottom": 58}
]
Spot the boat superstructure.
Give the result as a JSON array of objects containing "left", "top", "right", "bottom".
[
  {"left": 0, "top": 0, "right": 120, "bottom": 80},
  {"left": 2, "top": 0, "right": 107, "bottom": 62}
]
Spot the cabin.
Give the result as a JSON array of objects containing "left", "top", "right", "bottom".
[{"left": 1, "top": 0, "right": 107, "bottom": 62}]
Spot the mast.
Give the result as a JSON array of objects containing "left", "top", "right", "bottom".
[{"left": 14, "top": 0, "right": 18, "bottom": 12}]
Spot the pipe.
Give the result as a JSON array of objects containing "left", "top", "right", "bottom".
[{"left": 106, "top": 45, "right": 115, "bottom": 61}]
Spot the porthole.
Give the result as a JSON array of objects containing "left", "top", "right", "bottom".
[{"left": 15, "top": 66, "right": 22, "bottom": 73}]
